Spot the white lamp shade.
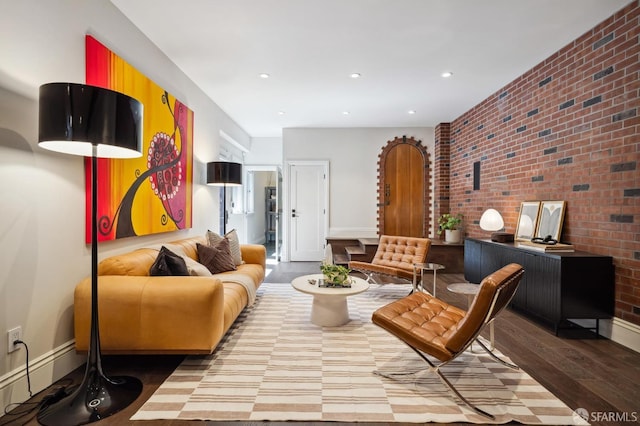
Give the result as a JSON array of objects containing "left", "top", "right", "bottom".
[{"left": 479, "top": 209, "right": 504, "bottom": 232}]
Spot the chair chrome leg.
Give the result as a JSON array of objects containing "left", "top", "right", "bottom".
[
  {"left": 475, "top": 339, "right": 519, "bottom": 370},
  {"left": 432, "top": 365, "right": 495, "bottom": 420},
  {"left": 409, "top": 345, "right": 496, "bottom": 420},
  {"left": 359, "top": 271, "right": 379, "bottom": 284},
  {"left": 372, "top": 369, "right": 418, "bottom": 379}
]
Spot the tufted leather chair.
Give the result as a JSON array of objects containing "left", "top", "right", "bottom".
[
  {"left": 372, "top": 263, "right": 524, "bottom": 419},
  {"left": 349, "top": 235, "right": 431, "bottom": 284}
]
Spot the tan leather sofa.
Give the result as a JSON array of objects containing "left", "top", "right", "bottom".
[{"left": 74, "top": 235, "right": 266, "bottom": 355}]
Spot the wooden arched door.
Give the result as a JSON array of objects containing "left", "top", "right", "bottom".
[{"left": 377, "top": 136, "right": 430, "bottom": 237}]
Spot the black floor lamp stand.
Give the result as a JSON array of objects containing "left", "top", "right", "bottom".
[{"left": 37, "top": 153, "right": 142, "bottom": 425}]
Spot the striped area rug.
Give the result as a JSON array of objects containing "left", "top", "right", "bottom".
[{"left": 131, "top": 282, "right": 587, "bottom": 424}]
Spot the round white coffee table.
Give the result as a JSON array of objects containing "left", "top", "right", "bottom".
[{"left": 291, "top": 274, "right": 369, "bottom": 327}]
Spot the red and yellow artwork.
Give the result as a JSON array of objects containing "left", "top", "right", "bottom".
[{"left": 85, "top": 35, "right": 193, "bottom": 242}]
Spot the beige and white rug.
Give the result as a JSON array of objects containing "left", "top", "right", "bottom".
[{"left": 132, "top": 283, "right": 587, "bottom": 424}]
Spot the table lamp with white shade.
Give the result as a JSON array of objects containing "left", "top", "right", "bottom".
[{"left": 479, "top": 208, "right": 514, "bottom": 242}]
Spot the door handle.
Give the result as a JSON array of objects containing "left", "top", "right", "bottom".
[{"left": 292, "top": 209, "right": 297, "bottom": 218}]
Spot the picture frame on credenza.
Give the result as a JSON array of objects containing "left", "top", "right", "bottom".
[
  {"left": 535, "top": 200, "right": 566, "bottom": 241},
  {"left": 515, "top": 201, "right": 541, "bottom": 241}
]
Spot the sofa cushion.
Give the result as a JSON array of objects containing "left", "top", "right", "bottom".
[
  {"left": 197, "top": 240, "right": 237, "bottom": 274},
  {"left": 149, "top": 246, "right": 190, "bottom": 276},
  {"left": 206, "top": 229, "right": 243, "bottom": 265},
  {"left": 98, "top": 249, "right": 158, "bottom": 276}
]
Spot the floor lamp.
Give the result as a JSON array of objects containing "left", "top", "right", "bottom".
[
  {"left": 206, "top": 161, "right": 242, "bottom": 234},
  {"left": 37, "top": 83, "right": 143, "bottom": 425}
]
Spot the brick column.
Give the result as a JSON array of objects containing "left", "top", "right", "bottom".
[{"left": 434, "top": 123, "right": 451, "bottom": 237}]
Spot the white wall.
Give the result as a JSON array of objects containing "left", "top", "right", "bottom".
[
  {"left": 245, "top": 137, "right": 283, "bottom": 165},
  {"left": 282, "top": 127, "right": 434, "bottom": 241},
  {"left": 0, "top": 0, "right": 250, "bottom": 406}
]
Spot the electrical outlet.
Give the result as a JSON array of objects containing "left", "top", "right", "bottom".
[{"left": 7, "top": 326, "right": 22, "bottom": 353}]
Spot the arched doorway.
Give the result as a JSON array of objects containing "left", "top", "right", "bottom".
[{"left": 377, "top": 136, "right": 430, "bottom": 237}]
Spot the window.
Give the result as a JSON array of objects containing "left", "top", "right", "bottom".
[
  {"left": 229, "top": 184, "right": 243, "bottom": 214},
  {"left": 245, "top": 170, "right": 255, "bottom": 214}
]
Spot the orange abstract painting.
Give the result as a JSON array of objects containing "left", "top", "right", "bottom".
[{"left": 85, "top": 35, "right": 193, "bottom": 242}]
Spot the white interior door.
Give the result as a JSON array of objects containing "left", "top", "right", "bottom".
[
  {"left": 275, "top": 167, "right": 283, "bottom": 261},
  {"left": 289, "top": 161, "right": 328, "bottom": 261}
]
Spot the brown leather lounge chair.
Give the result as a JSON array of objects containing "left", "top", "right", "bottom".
[
  {"left": 349, "top": 235, "right": 431, "bottom": 286},
  {"left": 371, "top": 263, "right": 525, "bottom": 419}
]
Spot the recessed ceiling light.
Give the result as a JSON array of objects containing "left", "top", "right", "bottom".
[
  {"left": 350, "top": 73, "right": 361, "bottom": 79},
  {"left": 441, "top": 71, "right": 453, "bottom": 78},
  {"left": 408, "top": 110, "right": 416, "bottom": 115},
  {"left": 342, "top": 111, "right": 350, "bottom": 115},
  {"left": 259, "top": 73, "right": 270, "bottom": 79},
  {"left": 278, "top": 111, "right": 285, "bottom": 115}
]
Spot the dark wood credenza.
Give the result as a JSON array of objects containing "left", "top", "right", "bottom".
[{"left": 464, "top": 238, "right": 614, "bottom": 336}]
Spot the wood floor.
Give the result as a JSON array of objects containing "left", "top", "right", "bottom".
[{"left": 5, "top": 260, "right": 639, "bottom": 426}]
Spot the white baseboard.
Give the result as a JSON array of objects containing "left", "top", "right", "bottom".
[
  {"left": 571, "top": 317, "right": 640, "bottom": 353},
  {"left": 603, "top": 317, "right": 640, "bottom": 353},
  {"left": 0, "top": 340, "right": 84, "bottom": 412}
]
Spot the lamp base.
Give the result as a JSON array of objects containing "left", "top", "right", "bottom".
[
  {"left": 491, "top": 232, "right": 514, "bottom": 243},
  {"left": 37, "top": 372, "right": 142, "bottom": 426}
]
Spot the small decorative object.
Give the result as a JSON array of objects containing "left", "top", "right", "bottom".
[
  {"left": 536, "top": 201, "right": 566, "bottom": 241},
  {"left": 438, "top": 213, "right": 463, "bottom": 243},
  {"left": 515, "top": 201, "right": 541, "bottom": 241},
  {"left": 320, "top": 262, "right": 352, "bottom": 287}
]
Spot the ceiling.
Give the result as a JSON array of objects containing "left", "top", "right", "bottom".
[{"left": 111, "top": 0, "right": 631, "bottom": 138}]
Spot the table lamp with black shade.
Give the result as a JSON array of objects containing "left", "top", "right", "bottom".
[
  {"left": 206, "top": 161, "right": 242, "bottom": 234},
  {"left": 36, "top": 83, "right": 143, "bottom": 426}
]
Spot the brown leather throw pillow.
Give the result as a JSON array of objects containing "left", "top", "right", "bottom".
[{"left": 197, "top": 239, "right": 237, "bottom": 274}]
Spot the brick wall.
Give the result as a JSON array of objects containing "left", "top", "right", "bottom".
[{"left": 439, "top": 2, "right": 639, "bottom": 325}]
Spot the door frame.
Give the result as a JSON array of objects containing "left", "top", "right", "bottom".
[
  {"left": 284, "top": 160, "right": 329, "bottom": 262},
  {"left": 244, "top": 165, "right": 280, "bottom": 253},
  {"left": 377, "top": 136, "right": 430, "bottom": 237}
]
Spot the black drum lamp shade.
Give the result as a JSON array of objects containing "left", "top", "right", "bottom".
[
  {"left": 39, "top": 82, "right": 143, "bottom": 158},
  {"left": 206, "top": 161, "right": 242, "bottom": 186},
  {"left": 36, "top": 83, "right": 143, "bottom": 426}
]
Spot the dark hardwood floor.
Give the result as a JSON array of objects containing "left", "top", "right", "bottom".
[{"left": 4, "top": 258, "right": 639, "bottom": 426}]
